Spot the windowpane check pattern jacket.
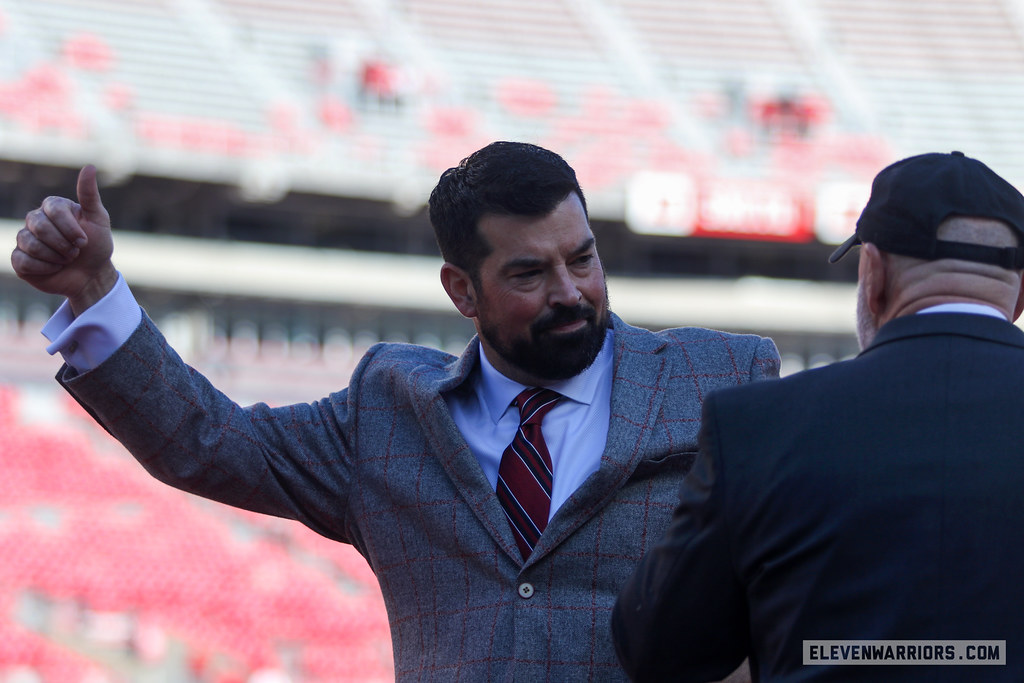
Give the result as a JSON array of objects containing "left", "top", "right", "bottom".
[{"left": 58, "top": 311, "right": 779, "bottom": 681}]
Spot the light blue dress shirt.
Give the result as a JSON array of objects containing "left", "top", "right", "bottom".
[
  {"left": 916, "top": 302, "right": 1007, "bottom": 320},
  {"left": 445, "top": 330, "right": 613, "bottom": 520}
]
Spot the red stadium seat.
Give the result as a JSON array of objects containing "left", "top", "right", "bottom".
[
  {"left": 62, "top": 33, "right": 114, "bottom": 72},
  {"left": 495, "top": 76, "right": 557, "bottom": 118}
]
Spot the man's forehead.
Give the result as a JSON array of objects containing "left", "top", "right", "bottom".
[
  {"left": 485, "top": 226, "right": 594, "bottom": 259},
  {"left": 478, "top": 198, "right": 593, "bottom": 252}
]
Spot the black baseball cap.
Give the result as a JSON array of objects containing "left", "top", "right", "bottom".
[{"left": 829, "top": 151, "right": 1024, "bottom": 269}]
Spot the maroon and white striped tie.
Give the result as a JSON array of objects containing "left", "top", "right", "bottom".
[{"left": 497, "top": 387, "right": 563, "bottom": 559}]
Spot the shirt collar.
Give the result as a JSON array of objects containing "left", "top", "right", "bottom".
[
  {"left": 476, "top": 328, "right": 615, "bottom": 424},
  {"left": 917, "top": 302, "right": 1007, "bottom": 321}
]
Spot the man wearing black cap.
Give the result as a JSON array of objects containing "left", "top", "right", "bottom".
[{"left": 611, "top": 151, "right": 1024, "bottom": 682}]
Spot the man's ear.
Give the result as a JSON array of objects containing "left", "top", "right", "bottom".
[
  {"left": 858, "top": 243, "right": 889, "bottom": 318},
  {"left": 1012, "top": 275, "right": 1024, "bottom": 322},
  {"left": 440, "top": 263, "right": 478, "bottom": 319}
]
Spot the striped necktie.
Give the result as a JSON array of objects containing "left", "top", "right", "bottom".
[{"left": 497, "top": 387, "right": 563, "bottom": 559}]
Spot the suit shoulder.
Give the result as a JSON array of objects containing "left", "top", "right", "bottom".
[
  {"left": 653, "top": 326, "right": 779, "bottom": 375},
  {"left": 349, "top": 342, "right": 459, "bottom": 388},
  {"left": 362, "top": 341, "right": 455, "bottom": 365},
  {"left": 616, "top": 317, "right": 770, "bottom": 350},
  {"left": 656, "top": 325, "right": 769, "bottom": 347}
]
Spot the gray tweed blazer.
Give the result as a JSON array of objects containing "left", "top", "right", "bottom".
[{"left": 58, "top": 311, "right": 779, "bottom": 681}]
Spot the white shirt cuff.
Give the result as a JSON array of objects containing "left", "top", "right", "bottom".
[{"left": 41, "top": 273, "right": 143, "bottom": 372}]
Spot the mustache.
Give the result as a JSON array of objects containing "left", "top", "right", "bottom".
[{"left": 532, "top": 303, "right": 595, "bottom": 334}]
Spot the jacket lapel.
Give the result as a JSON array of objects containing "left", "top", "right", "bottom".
[
  {"left": 531, "top": 316, "right": 670, "bottom": 563},
  {"left": 409, "top": 337, "right": 524, "bottom": 559}
]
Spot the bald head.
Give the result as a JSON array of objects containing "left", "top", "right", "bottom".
[{"left": 856, "top": 216, "right": 1024, "bottom": 348}]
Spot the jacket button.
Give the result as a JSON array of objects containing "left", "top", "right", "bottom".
[{"left": 518, "top": 582, "right": 534, "bottom": 599}]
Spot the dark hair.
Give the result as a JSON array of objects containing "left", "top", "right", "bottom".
[{"left": 428, "top": 141, "right": 588, "bottom": 277}]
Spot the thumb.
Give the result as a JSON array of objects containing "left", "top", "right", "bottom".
[{"left": 76, "top": 164, "right": 106, "bottom": 220}]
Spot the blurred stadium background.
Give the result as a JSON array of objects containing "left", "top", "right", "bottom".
[{"left": 2, "top": 0, "right": 1024, "bottom": 680}]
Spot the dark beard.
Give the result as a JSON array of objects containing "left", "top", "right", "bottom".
[{"left": 481, "top": 302, "right": 611, "bottom": 381}]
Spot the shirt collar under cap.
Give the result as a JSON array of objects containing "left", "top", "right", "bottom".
[
  {"left": 917, "top": 302, "right": 1007, "bottom": 320},
  {"left": 476, "top": 328, "right": 615, "bottom": 424}
]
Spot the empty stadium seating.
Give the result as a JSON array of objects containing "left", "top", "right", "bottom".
[
  {"left": 2, "top": 0, "right": 1021, "bottom": 209},
  {"left": 809, "top": 0, "right": 1024, "bottom": 184},
  {"left": 0, "top": 377, "right": 394, "bottom": 682},
  {"left": 0, "top": 0, "right": 910, "bottom": 205}
]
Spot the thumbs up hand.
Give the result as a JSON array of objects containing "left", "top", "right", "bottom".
[{"left": 12, "top": 165, "right": 118, "bottom": 315}]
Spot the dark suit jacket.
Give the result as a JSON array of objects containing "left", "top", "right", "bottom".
[
  {"left": 613, "top": 313, "right": 1024, "bottom": 682},
  {"left": 57, "top": 311, "right": 778, "bottom": 681}
]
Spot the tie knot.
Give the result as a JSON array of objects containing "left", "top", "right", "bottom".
[{"left": 514, "top": 387, "right": 562, "bottom": 427}]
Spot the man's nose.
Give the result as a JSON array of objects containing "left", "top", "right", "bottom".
[{"left": 548, "top": 267, "right": 582, "bottom": 307}]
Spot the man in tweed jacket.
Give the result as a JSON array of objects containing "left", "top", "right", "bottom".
[{"left": 13, "top": 142, "right": 779, "bottom": 680}]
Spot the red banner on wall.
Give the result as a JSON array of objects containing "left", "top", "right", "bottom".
[
  {"left": 626, "top": 172, "right": 814, "bottom": 243},
  {"left": 694, "top": 178, "right": 813, "bottom": 242}
]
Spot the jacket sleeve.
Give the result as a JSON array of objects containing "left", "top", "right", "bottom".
[
  {"left": 57, "top": 312, "right": 361, "bottom": 544},
  {"left": 611, "top": 391, "right": 749, "bottom": 682}
]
